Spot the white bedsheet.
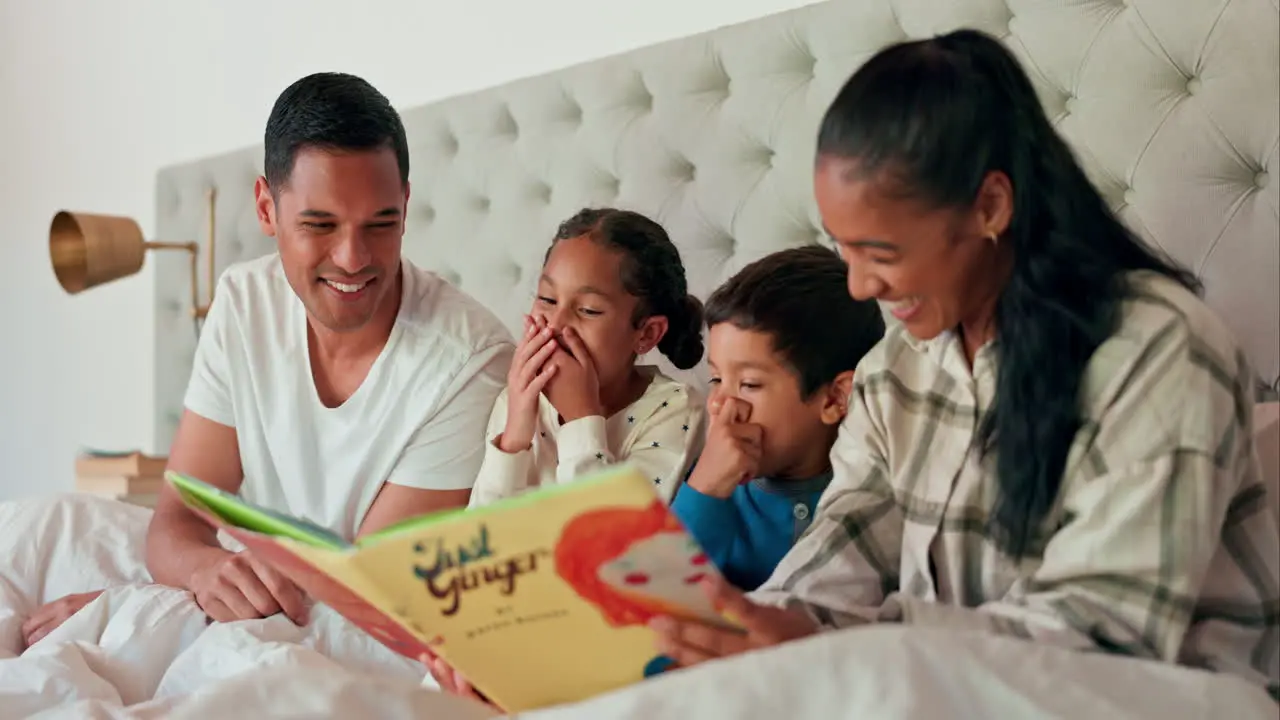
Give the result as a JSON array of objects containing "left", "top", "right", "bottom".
[
  {"left": 1, "top": 493, "right": 1275, "bottom": 720},
  {"left": 0, "top": 493, "right": 428, "bottom": 718},
  {"left": 163, "top": 625, "right": 1280, "bottom": 720}
]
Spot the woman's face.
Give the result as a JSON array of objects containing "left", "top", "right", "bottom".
[{"left": 813, "top": 157, "right": 1012, "bottom": 343}]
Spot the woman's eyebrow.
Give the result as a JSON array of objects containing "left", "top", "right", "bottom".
[{"left": 822, "top": 225, "right": 898, "bottom": 251}]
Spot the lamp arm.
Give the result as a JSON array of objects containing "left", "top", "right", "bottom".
[
  {"left": 140, "top": 187, "right": 217, "bottom": 325},
  {"left": 143, "top": 241, "right": 197, "bottom": 252},
  {"left": 200, "top": 188, "right": 216, "bottom": 320}
]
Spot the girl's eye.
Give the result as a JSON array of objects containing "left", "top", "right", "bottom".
[
  {"left": 707, "top": 377, "right": 721, "bottom": 385},
  {"left": 535, "top": 296, "right": 556, "bottom": 306},
  {"left": 579, "top": 307, "right": 603, "bottom": 317},
  {"left": 740, "top": 382, "right": 762, "bottom": 391}
]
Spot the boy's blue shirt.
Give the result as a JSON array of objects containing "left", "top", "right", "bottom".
[{"left": 671, "top": 469, "right": 834, "bottom": 591}]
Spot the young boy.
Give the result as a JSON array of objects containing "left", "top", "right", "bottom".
[{"left": 671, "top": 245, "right": 886, "bottom": 591}]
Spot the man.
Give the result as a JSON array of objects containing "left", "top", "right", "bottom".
[{"left": 22, "top": 72, "right": 514, "bottom": 644}]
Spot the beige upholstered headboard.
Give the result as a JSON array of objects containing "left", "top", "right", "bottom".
[{"left": 151, "top": 0, "right": 1280, "bottom": 452}]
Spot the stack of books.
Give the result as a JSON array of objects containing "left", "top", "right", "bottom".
[{"left": 75, "top": 450, "right": 168, "bottom": 507}]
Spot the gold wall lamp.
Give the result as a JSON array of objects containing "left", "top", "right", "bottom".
[{"left": 49, "top": 188, "right": 218, "bottom": 320}]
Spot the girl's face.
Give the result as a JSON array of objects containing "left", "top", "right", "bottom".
[
  {"left": 813, "top": 157, "right": 1012, "bottom": 346},
  {"left": 533, "top": 235, "right": 666, "bottom": 391}
]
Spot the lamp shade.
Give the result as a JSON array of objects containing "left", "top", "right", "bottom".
[{"left": 49, "top": 211, "right": 147, "bottom": 294}]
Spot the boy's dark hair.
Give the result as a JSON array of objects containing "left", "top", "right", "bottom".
[
  {"left": 705, "top": 245, "right": 885, "bottom": 398},
  {"left": 549, "top": 208, "right": 705, "bottom": 370},
  {"left": 263, "top": 72, "right": 410, "bottom": 194}
]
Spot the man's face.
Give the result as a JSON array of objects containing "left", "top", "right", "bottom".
[{"left": 255, "top": 146, "right": 409, "bottom": 333}]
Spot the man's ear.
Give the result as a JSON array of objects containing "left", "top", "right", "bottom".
[
  {"left": 819, "top": 370, "right": 856, "bottom": 425},
  {"left": 401, "top": 180, "right": 412, "bottom": 234},
  {"left": 254, "top": 176, "right": 278, "bottom": 237}
]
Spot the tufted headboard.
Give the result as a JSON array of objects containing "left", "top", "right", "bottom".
[{"left": 151, "top": 0, "right": 1280, "bottom": 452}]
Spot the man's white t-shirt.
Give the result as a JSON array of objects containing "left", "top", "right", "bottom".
[{"left": 182, "top": 254, "right": 514, "bottom": 539}]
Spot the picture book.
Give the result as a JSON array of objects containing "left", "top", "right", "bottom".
[{"left": 165, "top": 465, "right": 741, "bottom": 713}]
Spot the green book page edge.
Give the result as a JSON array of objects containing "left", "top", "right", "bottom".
[
  {"left": 167, "top": 464, "right": 645, "bottom": 553},
  {"left": 355, "top": 464, "right": 640, "bottom": 547},
  {"left": 165, "top": 471, "right": 352, "bottom": 551}
]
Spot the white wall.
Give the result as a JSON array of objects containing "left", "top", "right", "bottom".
[{"left": 0, "top": 0, "right": 817, "bottom": 501}]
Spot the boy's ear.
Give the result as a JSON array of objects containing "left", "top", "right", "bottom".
[
  {"left": 819, "top": 370, "right": 856, "bottom": 425},
  {"left": 634, "top": 315, "right": 669, "bottom": 355}
]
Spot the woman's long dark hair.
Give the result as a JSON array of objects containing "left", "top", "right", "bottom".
[{"left": 816, "top": 29, "right": 1200, "bottom": 558}]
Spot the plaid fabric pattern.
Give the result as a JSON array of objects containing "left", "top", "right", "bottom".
[{"left": 750, "top": 271, "right": 1280, "bottom": 699}]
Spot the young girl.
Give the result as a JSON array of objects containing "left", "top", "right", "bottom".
[{"left": 467, "top": 207, "right": 707, "bottom": 508}]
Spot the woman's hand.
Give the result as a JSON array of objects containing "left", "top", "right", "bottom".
[
  {"left": 649, "top": 575, "right": 819, "bottom": 667},
  {"left": 419, "top": 652, "right": 500, "bottom": 710},
  {"left": 544, "top": 327, "right": 603, "bottom": 423},
  {"left": 498, "top": 315, "right": 560, "bottom": 453}
]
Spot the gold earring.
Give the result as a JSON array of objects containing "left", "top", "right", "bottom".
[{"left": 987, "top": 230, "right": 999, "bottom": 246}]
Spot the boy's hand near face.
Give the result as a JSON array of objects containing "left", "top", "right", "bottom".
[{"left": 687, "top": 397, "right": 762, "bottom": 498}]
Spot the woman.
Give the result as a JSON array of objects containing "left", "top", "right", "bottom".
[{"left": 649, "top": 29, "right": 1279, "bottom": 698}]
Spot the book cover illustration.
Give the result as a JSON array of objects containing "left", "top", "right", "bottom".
[
  {"left": 166, "top": 465, "right": 739, "bottom": 712},
  {"left": 554, "top": 498, "right": 721, "bottom": 627}
]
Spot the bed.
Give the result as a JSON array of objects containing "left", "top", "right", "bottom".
[{"left": 2, "top": 0, "right": 1277, "bottom": 717}]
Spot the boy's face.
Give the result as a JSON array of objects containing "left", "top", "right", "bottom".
[{"left": 705, "top": 323, "right": 847, "bottom": 480}]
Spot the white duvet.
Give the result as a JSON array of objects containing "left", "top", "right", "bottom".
[{"left": 0, "top": 493, "right": 1274, "bottom": 720}]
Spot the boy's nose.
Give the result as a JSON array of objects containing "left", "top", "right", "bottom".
[
  {"left": 709, "top": 394, "right": 752, "bottom": 424},
  {"left": 708, "top": 385, "right": 739, "bottom": 406}
]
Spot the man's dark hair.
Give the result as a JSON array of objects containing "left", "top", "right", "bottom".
[
  {"left": 263, "top": 72, "right": 410, "bottom": 193},
  {"left": 705, "top": 245, "right": 885, "bottom": 398}
]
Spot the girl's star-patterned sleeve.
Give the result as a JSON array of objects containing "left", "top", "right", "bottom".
[
  {"left": 467, "top": 388, "right": 536, "bottom": 509},
  {"left": 556, "top": 382, "right": 706, "bottom": 503}
]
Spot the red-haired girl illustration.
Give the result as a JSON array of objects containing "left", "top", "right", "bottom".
[{"left": 554, "top": 499, "right": 720, "bottom": 627}]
